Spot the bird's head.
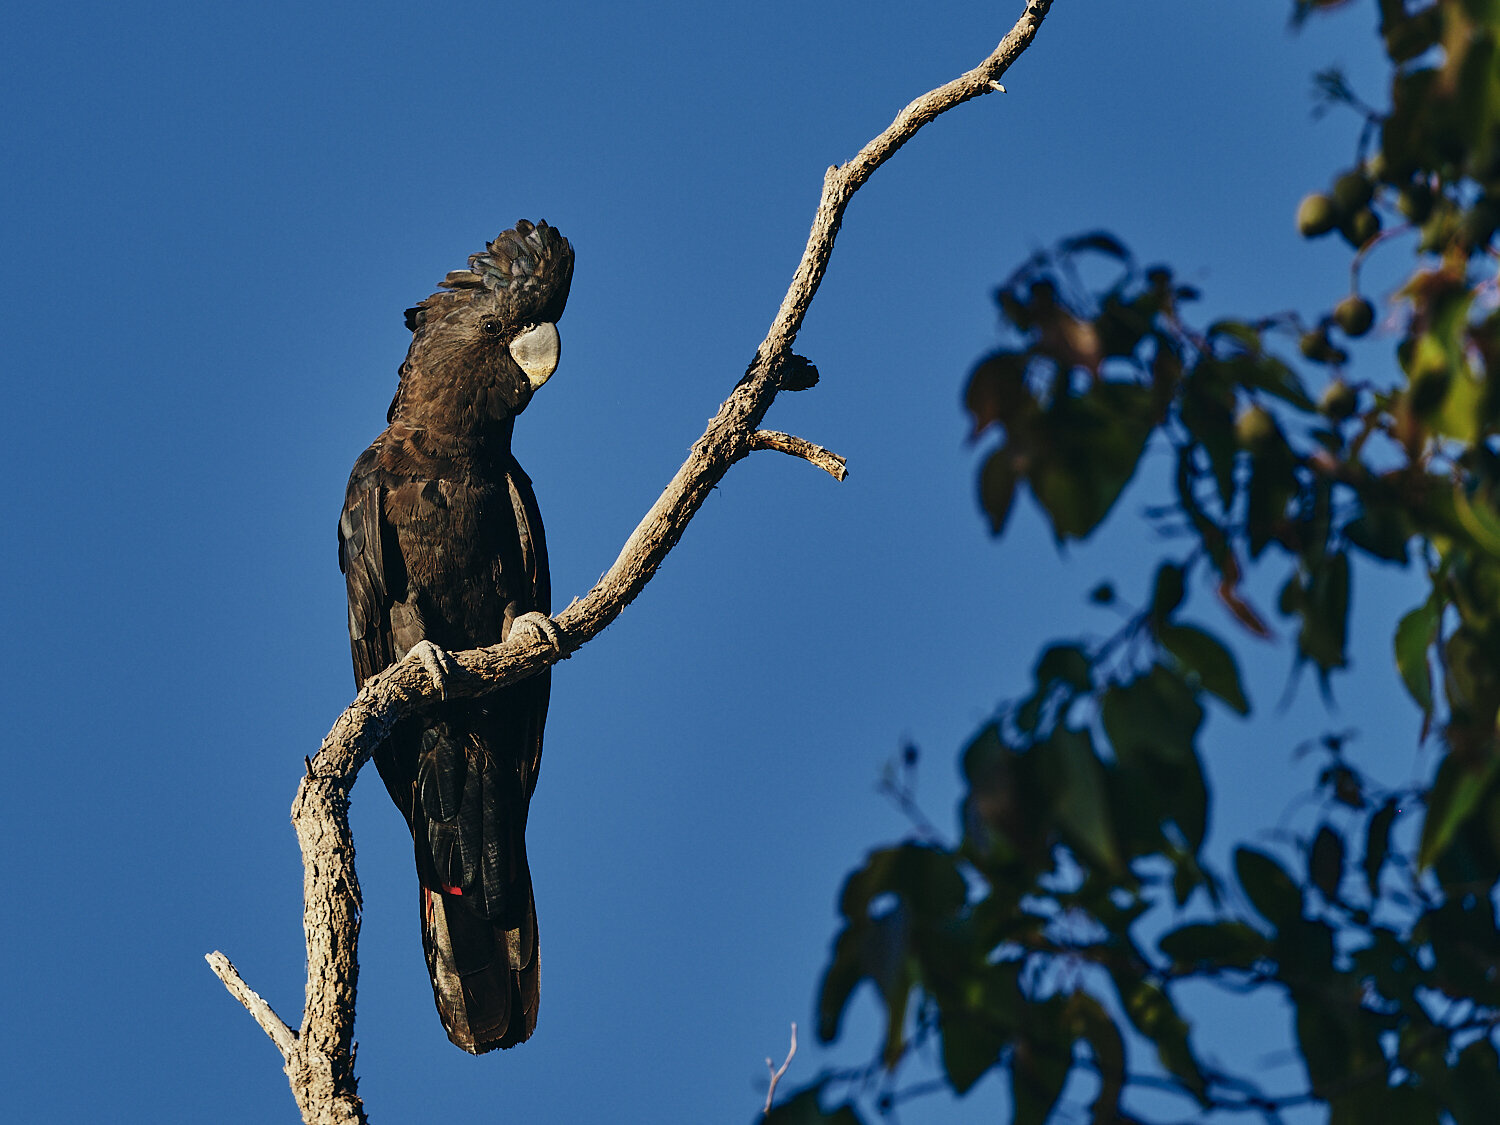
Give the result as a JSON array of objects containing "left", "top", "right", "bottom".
[{"left": 390, "top": 220, "right": 574, "bottom": 432}]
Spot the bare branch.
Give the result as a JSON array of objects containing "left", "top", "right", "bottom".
[
  {"left": 763, "top": 1023, "right": 799, "bottom": 1115},
  {"left": 208, "top": 4, "right": 1056, "bottom": 1120},
  {"left": 283, "top": 771, "right": 366, "bottom": 1125},
  {"left": 206, "top": 951, "right": 296, "bottom": 1058},
  {"left": 750, "top": 430, "right": 848, "bottom": 480},
  {"left": 761, "top": 0, "right": 1054, "bottom": 363}
]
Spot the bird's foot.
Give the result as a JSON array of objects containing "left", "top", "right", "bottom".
[
  {"left": 509, "top": 611, "right": 564, "bottom": 654},
  {"left": 407, "top": 639, "right": 457, "bottom": 700}
]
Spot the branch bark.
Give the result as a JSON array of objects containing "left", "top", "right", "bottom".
[
  {"left": 751, "top": 430, "right": 849, "bottom": 480},
  {"left": 208, "top": 4, "right": 1054, "bottom": 1119}
]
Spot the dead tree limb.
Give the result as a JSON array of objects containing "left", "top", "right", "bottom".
[{"left": 207, "top": 4, "right": 1055, "bottom": 1120}]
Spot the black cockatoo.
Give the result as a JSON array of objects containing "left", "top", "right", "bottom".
[{"left": 338, "top": 220, "right": 573, "bottom": 1053}]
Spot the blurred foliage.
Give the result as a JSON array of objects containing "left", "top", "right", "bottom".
[{"left": 768, "top": 2, "right": 1500, "bottom": 1122}]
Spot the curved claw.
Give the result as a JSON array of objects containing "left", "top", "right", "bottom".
[
  {"left": 509, "top": 611, "right": 563, "bottom": 654},
  {"left": 407, "top": 639, "right": 457, "bottom": 700}
]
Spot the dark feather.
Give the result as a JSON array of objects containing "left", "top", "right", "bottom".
[{"left": 338, "top": 221, "right": 570, "bottom": 1053}]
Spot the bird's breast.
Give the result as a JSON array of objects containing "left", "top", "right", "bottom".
[{"left": 386, "top": 468, "right": 538, "bottom": 652}]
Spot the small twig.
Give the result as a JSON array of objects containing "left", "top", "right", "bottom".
[
  {"left": 1349, "top": 219, "right": 1408, "bottom": 290},
  {"left": 888, "top": 1077, "right": 951, "bottom": 1106},
  {"left": 206, "top": 951, "right": 296, "bottom": 1058},
  {"left": 750, "top": 430, "right": 849, "bottom": 480},
  {"left": 763, "top": 1023, "right": 799, "bottom": 1115}
]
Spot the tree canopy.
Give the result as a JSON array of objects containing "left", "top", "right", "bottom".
[{"left": 780, "top": 3, "right": 1500, "bottom": 1122}]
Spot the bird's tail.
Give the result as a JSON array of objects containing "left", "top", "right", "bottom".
[
  {"left": 421, "top": 877, "right": 539, "bottom": 1054},
  {"left": 406, "top": 709, "right": 544, "bottom": 1054}
]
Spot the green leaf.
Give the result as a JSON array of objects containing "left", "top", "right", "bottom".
[
  {"left": 1064, "top": 993, "right": 1124, "bottom": 1125},
  {"left": 875, "top": 919, "right": 912, "bottom": 1067},
  {"left": 1205, "top": 319, "right": 1262, "bottom": 354},
  {"left": 1323, "top": 763, "right": 1364, "bottom": 809},
  {"left": 1294, "top": 991, "right": 1386, "bottom": 1100},
  {"left": 1381, "top": 5, "right": 1440, "bottom": 65},
  {"left": 941, "top": 1015, "right": 1000, "bottom": 1096},
  {"left": 1275, "top": 917, "right": 1337, "bottom": 985},
  {"left": 1434, "top": 324, "right": 1481, "bottom": 446},
  {"left": 1010, "top": 1000, "right": 1074, "bottom": 1125},
  {"left": 1454, "top": 481, "right": 1500, "bottom": 560},
  {"left": 1101, "top": 666, "right": 1204, "bottom": 771},
  {"left": 1330, "top": 1082, "right": 1441, "bottom": 1125},
  {"left": 818, "top": 844, "right": 968, "bottom": 1052},
  {"left": 979, "top": 450, "right": 1018, "bottom": 536},
  {"left": 1101, "top": 667, "right": 1209, "bottom": 851},
  {"left": 1398, "top": 1010, "right": 1457, "bottom": 1102},
  {"left": 1364, "top": 799, "right": 1398, "bottom": 898},
  {"left": 1151, "top": 330, "right": 1184, "bottom": 405},
  {"left": 1034, "top": 644, "right": 1093, "bottom": 694},
  {"left": 763, "top": 1084, "right": 866, "bottom": 1125},
  {"left": 1383, "top": 67, "right": 1442, "bottom": 182},
  {"left": 1095, "top": 291, "right": 1153, "bottom": 358},
  {"left": 1394, "top": 596, "right": 1439, "bottom": 715},
  {"left": 1419, "top": 748, "right": 1500, "bottom": 868},
  {"left": 817, "top": 904, "right": 913, "bottom": 1062},
  {"left": 1281, "top": 551, "right": 1351, "bottom": 675},
  {"left": 962, "top": 727, "right": 1036, "bottom": 869},
  {"left": 816, "top": 926, "right": 865, "bottom": 1044},
  {"left": 1110, "top": 974, "right": 1206, "bottom": 1102},
  {"left": 1245, "top": 440, "right": 1299, "bottom": 559},
  {"left": 1158, "top": 921, "right": 1270, "bottom": 971},
  {"left": 1421, "top": 884, "right": 1500, "bottom": 1005},
  {"left": 1234, "top": 353, "right": 1317, "bottom": 412},
  {"left": 1028, "top": 382, "right": 1157, "bottom": 540},
  {"left": 1235, "top": 847, "right": 1302, "bottom": 927},
  {"left": 1170, "top": 846, "right": 1212, "bottom": 907},
  {"left": 1345, "top": 499, "right": 1413, "bottom": 564},
  {"left": 1350, "top": 927, "right": 1420, "bottom": 1011},
  {"left": 939, "top": 963, "right": 1020, "bottom": 1094},
  {"left": 961, "top": 724, "right": 1007, "bottom": 785},
  {"left": 1309, "top": 825, "right": 1345, "bottom": 901},
  {"left": 965, "top": 350, "right": 1032, "bottom": 437},
  {"left": 1440, "top": 623, "right": 1500, "bottom": 726},
  {"left": 1450, "top": 1036, "right": 1500, "bottom": 1125},
  {"left": 1033, "top": 726, "right": 1122, "bottom": 873},
  {"left": 1180, "top": 364, "right": 1238, "bottom": 512},
  {"left": 1158, "top": 623, "right": 1250, "bottom": 714},
  {"left": 837, "top": 844, "right": 968, "bottom": 925},
  {"left": 1148, "top": 561, "right": 1186, "bottom": 625},
  {"left": 1060, "top": 230, "right": 1131, "bottom": 261}
]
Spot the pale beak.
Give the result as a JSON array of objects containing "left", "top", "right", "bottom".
[{"left": 509, "top": 322, "right": 561, "bottom": 390}]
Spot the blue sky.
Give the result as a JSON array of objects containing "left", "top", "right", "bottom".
[{"left": 1, "top": 3, "right": 1417, "bottom": 1122}]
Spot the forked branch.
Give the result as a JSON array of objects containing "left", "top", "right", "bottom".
[{"left": 207, "top": 4, "right": 1054, "bottom": 1120}]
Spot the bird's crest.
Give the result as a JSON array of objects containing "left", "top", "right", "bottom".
[{"left": 404, "top": 220, "right": 574, "bottom": 334}]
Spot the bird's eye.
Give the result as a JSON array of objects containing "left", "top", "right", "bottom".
[{"left": 481, "top": 319, "right": 502, "bottom": 337}]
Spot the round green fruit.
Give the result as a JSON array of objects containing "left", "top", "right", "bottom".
[
  {"left": 1300, "top": 329, "right": 1350, "bottom": 366},
  {"left": 1334, "top": 296, "right": 1375, "bottom": 338},
  {"left": 1398, "top": 182, "right": 1434, "bottom": 223},
  {"left": 1333, "top": 171, "right": 1374, "bottom": 212},
  {"left": 1341, "top": 206, "right": 1381, "bottom": 248},
  {"left": 1297, "top": 193, "right": 1338, "bottom": 238},
  {"left": 1235, "top": 404, "right": 1280, "bottom": 451},
  {"left": 1319, "top": 379, "right": 1359, "bottom": 422}
]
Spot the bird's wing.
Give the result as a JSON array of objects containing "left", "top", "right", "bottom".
[
  {"left": 338, "top": 443, "right": 399, "bottom": 688},
  {"left": 339, "top": 435, "right": 545, "bottom": 1051}
]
